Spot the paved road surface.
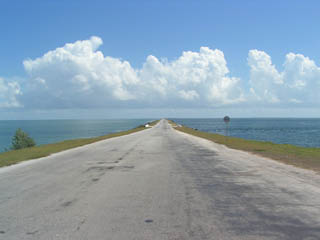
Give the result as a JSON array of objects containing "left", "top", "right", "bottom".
[{"left": 1, "top": 119, "right": 320, "bottom": 240}]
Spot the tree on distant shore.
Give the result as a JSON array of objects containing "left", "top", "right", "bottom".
[{"left": 11, "top": 128, "right": 36, "bottom": 150}]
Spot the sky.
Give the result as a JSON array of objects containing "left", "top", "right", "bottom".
[{"left": 1, "top": 0, "right": 320, "bottom": 119}]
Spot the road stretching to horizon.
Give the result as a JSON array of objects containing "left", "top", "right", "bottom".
[{"left": 0, "top": 119, "right": 320, "bottom": 239}]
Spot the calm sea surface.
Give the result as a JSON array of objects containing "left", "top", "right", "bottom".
[
  {"left": 172, "top": 118, "right": 320, "bottom": 148},
  {"left": 0, "top": 119, "right": 152, "bottom": 152},
  {"left": 1, "top": 118, "right": 319, "bottom": 152}
]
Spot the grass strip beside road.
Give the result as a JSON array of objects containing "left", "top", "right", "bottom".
[
  {"left": 172, "top": 123, "right": 320, "bottom": 172},
  {"left": 149, "top": 120, "right": 160, "bottom": 126},
  {"left": 0, "top": 123, "right": 155, "bottom": 168}
]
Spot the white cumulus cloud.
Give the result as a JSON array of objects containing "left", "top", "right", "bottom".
[
  {"left": 0, "top": 77, "right": 22, "bottom": 108},
  {"left": 1, "top": 36, "right": 319, "bottom": 110},
  {"left": 248, "top": 49, "right": 320, "bottom": 106},
  {"left": 178, "top": 90, "right": 199, "bottom": 100},
  {"left": 283, "top": 53, "right": 320, "bottom": 104},
  {"left": 139, "top": 47, "right": 244, "bottom": 106},
  {"left": 22, "top": 36, "right": 140, "bottom": 108},
  {"left": 248, "top": 49, "right": 283, "bottom": 104},
  {"left": 20, "top": 38, "right": 244, "bottom": 108}
]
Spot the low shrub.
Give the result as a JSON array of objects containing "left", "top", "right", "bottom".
[{"left": 11, "top": 128, "right": 36, "bottom": 150}]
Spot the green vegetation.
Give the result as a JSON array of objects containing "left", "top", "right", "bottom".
[
  {"left": 136, "top": 120, "right": 159, "bottom": 128},
  {"left": 149, "top": 120, "right": 160, "bottom": 126},
  {"left": 172, "top": 122, "right": 320, "bottom": 172},
  {"left": 10, "top": 128, "right": 36, "bottom": 150},
  {"left": 0, "top": 121, "right": 157, "bottom": 168}
]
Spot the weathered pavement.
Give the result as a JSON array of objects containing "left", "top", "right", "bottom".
[{"left": 1, "top": 119, "right": 320, "bottom": 240}]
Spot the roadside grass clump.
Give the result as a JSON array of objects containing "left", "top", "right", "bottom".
[
  {"left": 0, "top": 120, "right": 158, "bottom": 168},
  {"left": 173, "top": 123, "right": 320, "bottom": 172}
]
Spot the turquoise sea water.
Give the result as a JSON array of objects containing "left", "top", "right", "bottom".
[
  {"left": 0, "top": 119, "right": 152, "bottom": 152},
  {"left": 1, "top": 118, "right": 319, "bottom": 152},
  {"left": 172, "top": 118, "right": 320, "bottom": 148}
]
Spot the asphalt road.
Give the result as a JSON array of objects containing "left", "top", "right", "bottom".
[{"left": 1, "top": 119, "right": 320, "bottom": 240}]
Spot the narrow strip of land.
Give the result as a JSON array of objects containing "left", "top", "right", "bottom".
[
  {"left": 0, "top": 119, "right": 320, "bottom": 239},
  {"left": 172, "top": 122, "right": 320, "bottom": 172},
  {"left": 0, "top": 120, "right": 158, "bottom": 168}
]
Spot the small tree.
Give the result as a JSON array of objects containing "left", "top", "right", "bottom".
[{"left": 11, "top": 128, "right": 36, "bottom": 150}]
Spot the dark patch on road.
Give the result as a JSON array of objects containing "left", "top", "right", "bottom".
[
  {"left": 197, "top": 148, "right": 218, "bottom": 158},
  {"left": 92, "top": 178, "right": 100, "bottom": 182},
  {"left": 121, "top": 166, "right": 134, "bottom": 169},
  {"left": 85, "top": 166, "right": 115, "bottom": 173},
  {"left": 76, "top": 219, "right": 86, "bottom": 231},
  {"left": 97, "top": 161, "right": 120, "bottom": 164},
  {"left": 97, "top": 161, "right": 106, "bottom": 164},
  {"left": 61, "top": 199, "right": 76, "bottom": 208},
  {"left": 174, "top": 139, "right": 320, "bottom": 240},
  {"left": 116, "top": 146, "right": 137, "bottom": 162},
  {"left": 231, "top": 170, "right": 259, "bottom": 177},
  {"left": 0, "top": 230, "right": 5, "bottom": 234},
  {"left": 85, "top": 165, "right": 134, "bottom": 174},
  {"left": 145, "top": 219, "right": 153, "bottom": 223},
  {"left": 117, "top": 166, "right": 135, "bottom": 172},
  {"left": 26, "top": 230, "right": 38, "bottom": 235}
]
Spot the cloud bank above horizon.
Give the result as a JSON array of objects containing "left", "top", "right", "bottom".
[{"left": 1, "top": 36, "right": 320, "bottom": 110}]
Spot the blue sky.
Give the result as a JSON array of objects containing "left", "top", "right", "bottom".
[{"left": 1, "top": 0, "right": 320, "bottom": 119}]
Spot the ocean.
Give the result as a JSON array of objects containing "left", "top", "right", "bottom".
[
  {"left": 172, "top": 118, "right": 320, "bottom": 148},
  {"left": 0, "top": 118, "right": 319, "bottom": 152},
  {"left": 0, "top": 119, "right": 152, "bottom": 152}
]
